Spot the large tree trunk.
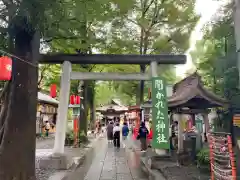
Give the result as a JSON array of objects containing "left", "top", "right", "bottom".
[
  {"left": 139, "top": 65, "right": 146, "bottom": 105},
  {"left": 78, "top": 11, "right": 91, "bottom": 139},
  {"left": 79, "top": 81, "right": 89, "bottom": 138},
  {"left": 88, "top": 82, "right": 95, "bottom": 129},
  {"left": 0, "top": 24, "right": 39, "bottom": 179}
]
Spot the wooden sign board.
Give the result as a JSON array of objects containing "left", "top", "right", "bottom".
[{"left": 233, "top": 114, "right": 240, "bottom": 127}]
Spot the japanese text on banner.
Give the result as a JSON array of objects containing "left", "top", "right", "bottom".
[{"left": 152, "top": 78, "right": 169, "bottom": 149}]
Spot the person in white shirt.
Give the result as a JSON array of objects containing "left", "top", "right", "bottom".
[{"left": 113, "top": 123, "right": 121, "bottom": 147}]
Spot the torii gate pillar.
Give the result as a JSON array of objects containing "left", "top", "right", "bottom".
[{"left": 53, "top": 61, "right": 71, "bottom": 154}]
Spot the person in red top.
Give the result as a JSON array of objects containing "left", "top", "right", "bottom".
[
  {"left": 147, "top": 128, "right": 153, "bottom": 148},
  {"left": 133, "top": 126, "right": 139, "bottom": 140}
]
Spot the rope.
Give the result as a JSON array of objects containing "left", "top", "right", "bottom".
[
  {"left": 0, "top": 49, "right": 38, "bottom": 67},
  {"left": 0, "top": 49, "right": 57, "bottom": 78},
  {"left": 210, "top": 134, "right": 235, "bottom": 179}
]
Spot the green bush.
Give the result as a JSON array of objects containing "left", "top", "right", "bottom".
[
  {"left": 78, "top": 131, "right": 88, "bottom": 143},
  {"left": 65, "top": 130, "right": 74, "bottom": 146},
  {"left": 66, "top": 130, "right": 74, "bottom": 139},
  {"left": 197, "top": 148, "right": 210, "bottom": 166}
]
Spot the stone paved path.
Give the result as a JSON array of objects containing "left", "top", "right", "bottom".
[
  {"left": 35, "top": 134, "right": 148, "bottom": 180},
  {"left": 83, "top": 140, "right": 148, "bottom": 180},
  {"left": 36, "top": 138, "right": 54, "bottom": 149}
]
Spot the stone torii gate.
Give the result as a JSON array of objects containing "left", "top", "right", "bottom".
[{"left": 39, "top": 54, "right": 186, "bottom": 156}]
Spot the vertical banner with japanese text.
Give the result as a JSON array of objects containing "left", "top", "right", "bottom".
[{"left": 152, "top": 77, "right": 169, "bottom": 149}]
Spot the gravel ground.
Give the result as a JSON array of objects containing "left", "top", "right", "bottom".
[
  {"left": 157, "top": 165, "right": 210, "bottom": 180},
  {"left": 35, "top": 135, "right": 97, "bottom": 180},
  {"left": 36, "top": 138, "right": 58, "bottom": 180},
  {"left": 36, "top": 168, "right": 62, "bottom": 180},
  {"left": 128, "top": 137, "right": 210, "bottom": 180},
  {"left": 36, "top": 138, "right": 54, "bottom": 149}
]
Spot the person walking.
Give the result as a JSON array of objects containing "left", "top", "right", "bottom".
[
  {"left": 94, "top": 121, "right": 99, "bottom": 137},
  {"left": 98, "top": 122, "right": 102, "bottom": 136},
  {"left": 147, "top": 127, "right": 153, "bottom": 148},
  {"left": 113, "top": 123, "right": 121, "bottom": 148},
  {"left": 122, "top": 122, "right": 129, "bottom": 148},
  {"left": 138, "top": 122, "right": 149, "bottom": 152},
  {"left": 45, "top": 121, "right": 51, "bottom": 137},
  {"left": 170, "top": 121, "right": 178, "bottom": 150},
  {"left": 107, "top": 121, "right": 114, "bottom": 143}
]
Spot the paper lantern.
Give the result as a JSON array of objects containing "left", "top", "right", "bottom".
[
  {"left": 50, "top": 84, "right": 57, "bottom": 98},
  {"left": 0, "top": 56, "right": 12, "bottom": 81},
  {"left": 70, "top": 95, "right": 75, "bottom": 104},
  {"left": 75, "top": 95, "right": 80, "bottom": 104}
]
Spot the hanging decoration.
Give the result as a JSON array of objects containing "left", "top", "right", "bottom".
[
  {"left": 0, "top": 56, "right": 12, "bottom": 81},
  {"left": 50, "top": 84, "right": 57, "bottom": 98},
  {"left": 70, "top": 95, "right": 75, "bottom": 104},
  {"left": 75, "top": 95, "right": 80, "bottom": 104},
  {"left": 73, "top": 117, "right": 78, "bottom": 132}
]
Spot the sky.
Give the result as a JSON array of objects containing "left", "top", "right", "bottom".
[{"left": 175, "top": 0, "right": 226, "bottom": 77}]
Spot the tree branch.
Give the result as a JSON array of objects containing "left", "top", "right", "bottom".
[
  {"left": 38, "top": 65, "right": 50, "bottom": 88},
  {"left": 147, "top": 0, "right": 166, "bottom": 32},
  {"left": 88, "top": 64, "right": 96, "bottom": 72},
  {"left": 41, "top": 36, "right": 82, "bottom": 43},
  {"left": 125, "top": 17, "right": 139, "bottom": 26},
  {"left": 143, "top": 0, "right": 155, "bottom": 15},
  {"left": 99, "top": 68, "right": 104, "bottom": 73}
]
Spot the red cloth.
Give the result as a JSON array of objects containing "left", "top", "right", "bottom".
[
  {"left": 132, "top": 127, "right": 139, "bottom": 140},
  {"left": 147, "top": 129, "right": 153, "bottom": 139},
  {"left": 73, "top": 119, "right": 78, "bottom": 132}
]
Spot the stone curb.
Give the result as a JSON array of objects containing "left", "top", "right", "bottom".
[
  {"left": 140, "top": 156, "right": 166, "bottom": 180},
  {"left": 128, "top": 141, "right": 166, "bottom": 180},
  {"left": 69, "top": 136, "right": 100, "bottom": 170},
  {"left": 47, "top": 136, "right": 101, "bottom": 180}
]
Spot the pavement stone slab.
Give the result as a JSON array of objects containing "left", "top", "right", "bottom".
[
  {"left": 101, "top": 171, "right": 116, "bottom": 179},
  {"left": 64, "top": 135, "right": 149, "bottom": 180},
  {"left": 102, "top": 167, "right": 116, "bottom": 172},
  {"left": 116, "top": 174, "right": 132, "bottom": 180},
  {"left": 130, "top": 169, "right": 147, "bottom": 179},
  {"left": 116, "top": 167, "right": 130, "bottom": 174}
]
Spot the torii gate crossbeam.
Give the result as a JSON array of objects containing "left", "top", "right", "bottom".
[
  {"left": 71, "top": 72, "right": 150, "bottom": 81},
  {"left": 39, "top": 54, "right": 186, "bottom": 64}
]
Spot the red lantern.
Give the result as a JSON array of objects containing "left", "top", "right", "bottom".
[
  {"left": 70, "top": 95, "right": 75, "bottom": 104},
  {"left": 0, "top": 56, "right": 12, "bottom": 81},
  {"left": 50, "top": 84, "right": 57, "bottom": 98},
  {"left": 75, "top": 96, "right": 80, "bottom": 104}
]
